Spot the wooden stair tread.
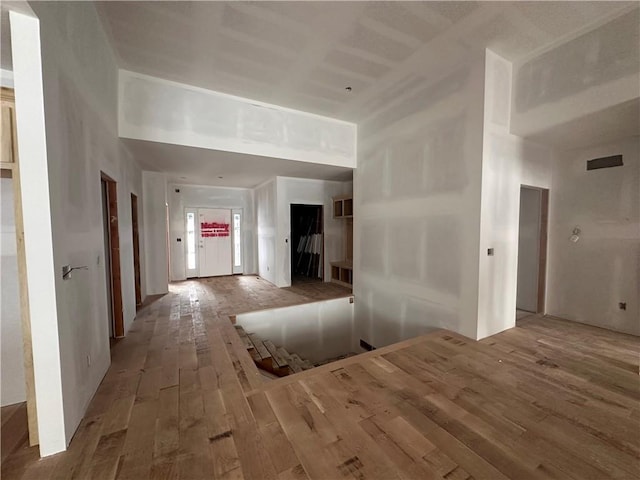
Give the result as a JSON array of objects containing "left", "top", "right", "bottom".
[
  {"left": 247, "top": 333, "right": 271, "bottom": 361},
  {"left": 263, "top": 340, "right": 289, "bottom": 368},
  {"left": 247, "top": 347, "right": 262, "bottom": 363},
  {"left": 234, "top": 325, "right": 254, "bottom": 350},
  {"left": 276, "top": 347, "right": 293, "bottom": 363},
  {"left": 289, "top": 353, "right": 313, "bottom": 371}
]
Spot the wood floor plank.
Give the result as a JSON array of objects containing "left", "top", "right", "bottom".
[{"left": 4, "top": 277, "right": 638, "bottom": 480}]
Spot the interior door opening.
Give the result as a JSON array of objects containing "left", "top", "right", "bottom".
[
  {"left": 100, "top": 173, "right": 124, "bottom": 342},
  {"left": 516, "top": 186, "right": 549, "bottom": 318},
  {"left": 290, "top": 204, "right": 323, "bottom": 285},
  {"left": 131, "top": 193, "right": 142, "bottom": 308}
]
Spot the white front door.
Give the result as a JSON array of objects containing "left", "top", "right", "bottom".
[{"left": 198, "top": 208, "right": 232, "bottom": 277}]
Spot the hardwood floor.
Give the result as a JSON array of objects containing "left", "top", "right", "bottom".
[
  {"left": 1, "top": 402, "right": 28, "bottom": 464},
  {"left": 2, "top": 277, "right": 638, "bottom": 479}
]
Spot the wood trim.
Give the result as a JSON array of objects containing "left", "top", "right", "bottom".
[
  {"left": 537, "top": 189, "right": 549, "bottom": 314},
  {"left": 2, "top": 87, "right": 39, "bottom": 446},
  {"left": 0, "top": 86, "right": 16, "bottom": 102},
  {"left": 101, "top": 173, "right": 124, "bottom": 338},
  {"left": 131, "top": 193, "right": 142, "bottom": 307}
]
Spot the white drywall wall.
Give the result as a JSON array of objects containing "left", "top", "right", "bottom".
[
  {"left": 477, "top": 50, "right": 553, "bottom": 339},
  {"left": 118, "top": 70, "right": 357, "bottom": 168},
  {"left": 275, "top": 177, "right": 352, "bottom": 288},
  {"left": 167, "top": 184, "right": 256, "bottom": 280},
  {"left": 1, "top": 177, "right": 26, "bottom": 406},
  {"left": 255, "top": 179, "right": 277, "bottom": 285},
  {"left": 18, "top": 1, "right": 145, "bottom": 452},
  {"left": 9, "top": 9, "right": 65, "bottom": 455},
  {"left": 142, "top": 171, "right": 168, "bottom": 294},
  {"left": 1, "top": 68, "right": 14, "bottom": 88},
  {"left": 235, "top": 296, "right": 354, "bottom": 364},
  {"left": 516, "top": 188, "right": 541, "bottom": 312},
  {"left": 547, "top": 137, "right": 639, "bottom": 336},
  {"left": 511, "top": 9, "right": 640, "bottom": 139},
  {"left": 354, "top": 55, "right": 486, "bottom": 346}
]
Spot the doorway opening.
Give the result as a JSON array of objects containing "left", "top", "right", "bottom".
[
  {"left": 516, "top": 186, "right": 549, "bottom": 318},
  {"left": 290, "top": 204, "right": 323, "bottom": 285},
  {"left": 185, "top": 208, "right": 233, "bottom": 278},
  {"left": 131, "top": 193, "right": 142, "bottom": 308},
  {"left": 100, "top": 173, "right": 124, "bottom": 342}
]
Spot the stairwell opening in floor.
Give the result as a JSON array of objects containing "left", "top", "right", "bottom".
[{"left": 234, "top": 296, "right": 356, "bottom": 379}]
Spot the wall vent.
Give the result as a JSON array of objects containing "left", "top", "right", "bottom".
[
  {"left": 360, "top": 339, "right": 375, "bottom": 351},
  {"left": 586, "top": 155, "right": 623, "bottom": 171}
]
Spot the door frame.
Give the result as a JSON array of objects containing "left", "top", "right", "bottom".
[
  {"left": 1, "top": 87, "right": 38, "bottom": 446},
  {"left": 131, "top": 193, "right": 142, "bottom": 307},
  {"left": 519, "top": 185, "right": 549, "bottom": 314},
  {"left": 100, "top": 172, "right": 124, "bottom": 338}
]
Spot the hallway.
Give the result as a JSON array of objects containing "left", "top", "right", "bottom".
[{"left": 3, "top": 276, "right": 638, "bottom": 479}]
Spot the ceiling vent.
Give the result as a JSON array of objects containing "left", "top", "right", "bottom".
[{"left": 586, "top": 155, "right": 623, "bottom": 171}]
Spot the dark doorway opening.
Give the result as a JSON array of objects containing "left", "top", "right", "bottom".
[
  {"left": 290, "top": 204, "right": 323, "bottom": 284},
  {"left": 131, "top": 193, "right": 142, "bottom": 308},
  {"left": 101, "top": 173, "right": 124, "bottom": 343},
  {"left": 516, "top": 186, "right": 549, "bottom": 316}
]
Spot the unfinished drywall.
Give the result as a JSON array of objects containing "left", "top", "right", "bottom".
[
  {"left": 275, "top": 177, "right": 352, "bottom": 287},
  {"left": 235, "top": 296, "right": 354, "bottom": 364},
  {"left": 516, "top": 188, "right": 542, "bottom": 312},
  {"left": 142, "top": 171, "right": 168, "bottom": 294},
  {"left": 1, "top": 177, "right": 26, "bottom": 406},
  {"left": 255, "top": 179, "right": 277, "bottom": 285},
  {"left": 354, "top": 55, "right": 486, "bottom": 345},
  {"left": 547, "top": 137, "right": 639, "bottom": 336},
  {"left": 21, "top": 1, "right": 145, "bottom": 452},
  {"left": 118, "top": 70, "right": 357, "bottom": 168},
  {"left": 10, "top": 8, "right": 66, "bottom": 455},
  {"left": 477, "top": 50, "right": 553, "bottom": 340},
  {"left": 512, "top": 7, "right": 640, "bottom": 139},
  {"left": 168, "top": 183, "right": 256, "bottom": 280}
]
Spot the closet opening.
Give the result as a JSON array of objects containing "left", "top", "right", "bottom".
[{"left": 290, "top": 204, "right": 323, "bottom": 285}]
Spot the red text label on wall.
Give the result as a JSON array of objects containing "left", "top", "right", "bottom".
[{"left": 201, "top": 222, "right": 230, "bottom": 238}]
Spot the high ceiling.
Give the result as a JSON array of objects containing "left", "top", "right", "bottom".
[{"left": 96, "top": 1, "right": 633, "bottom": 123}]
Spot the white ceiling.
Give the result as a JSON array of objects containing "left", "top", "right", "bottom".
[
  {"left": 123, "top": 138, "right": 353, "bottom": 188},
  {"left": 1, "top": 2, "right": 634, "bottom": 187},
  {"left": 96, "top": 1, "right": 634, "bottom": 123},
  {"left": 94, "top": 1, "right": 636, "bottom": 187}
]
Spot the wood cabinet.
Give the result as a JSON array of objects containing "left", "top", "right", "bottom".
[{"left": 331, "top": 195, "right": 353, "bottom": 287}]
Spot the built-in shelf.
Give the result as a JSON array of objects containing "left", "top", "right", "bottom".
[
  {"left": 330, "top": 260, "right": 352, "bottom": 287},
  {"left": 332, "top": 195, "right": 354, "bottom": 288},
  {"left": 333, "top": 195, "right": 353, "bottom": 218}
]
